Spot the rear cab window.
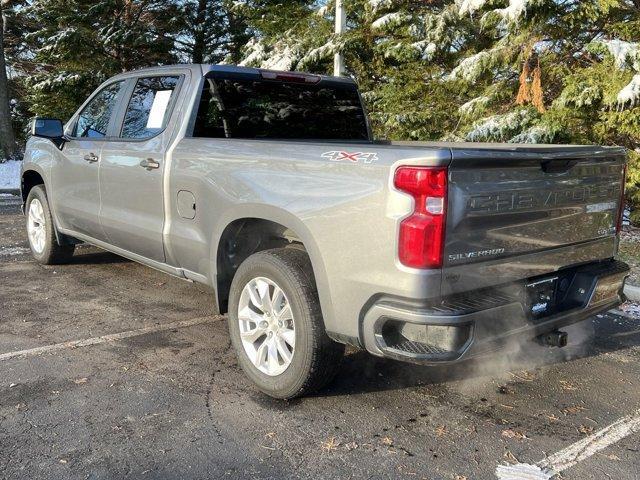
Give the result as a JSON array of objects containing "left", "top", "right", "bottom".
[
  {"left": 120, "top": 76, "right": 181, "bottom": 139},
  {"left": 193, "top": 71, "right": 370, "bottom": 141}
]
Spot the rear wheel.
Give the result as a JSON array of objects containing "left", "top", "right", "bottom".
[
  {"left": 26, "top": 185, "right": 75, "bottom": 265},
  {"left": 228, "top": 248, "right": 344, "bottom": 399}
]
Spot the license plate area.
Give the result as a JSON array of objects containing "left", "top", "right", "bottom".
[{"left": 525, "top": 277, "right": 559, "bottom": 319}]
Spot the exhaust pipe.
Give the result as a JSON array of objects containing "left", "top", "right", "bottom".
[{"left": 539, "top": 330, "right": 568, "bottom": 348}]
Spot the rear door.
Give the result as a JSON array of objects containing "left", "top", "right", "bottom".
[
  {"left": 99, "top": 74, "right": 185, "bottom": 262},
  {"left": 443, "top": 147, "right": 626, "bottom": 292},
  {"left": 51, "top": 81, "right": 126, "bottom": 238}
]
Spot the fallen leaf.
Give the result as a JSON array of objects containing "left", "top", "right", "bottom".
[
  {"left": 578, "top": 425, "right": 594, "bottom": 435},
  {"left": 503, "top": 450, "right": 520, "bottom": 464},
  {"left": 435, "top": 425, "right": 447, "bottom": 437},
  {"left": 321, "top": 437, "right": 339, "bottom": 452},
  {"left": 601, "top": 453, "right": 620, "bottom": 461},
  {"left": 561, "top": 405, "right": 586, "bottom": 416},
  {"left": 559, "top": 380, "right": 578, "bottom": 391},
  {"left": 501, "top": 428, "right": 527, "bottom": 440}
]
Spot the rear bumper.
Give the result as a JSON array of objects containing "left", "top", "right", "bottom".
[{"left": 361, "top": 260, "right": 629, "bottom": 364}]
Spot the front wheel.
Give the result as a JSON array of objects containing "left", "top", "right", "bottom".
[
  {"left": 26, "top": 185, "right": 75, "bottom": 265},
  {"left": 227, "top": 248, "right": 344, "bottom": 399}
]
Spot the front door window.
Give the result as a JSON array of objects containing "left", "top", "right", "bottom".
[{"left": 73, "top": 81, "right": 124, "bottom": 138}]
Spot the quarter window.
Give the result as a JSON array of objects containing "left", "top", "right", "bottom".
[
  {"left": 73, "top": 81, "right": 124, "bottom": 138},
  {"left": 121, "top": 76, "right": 180, "bottom": 139}
]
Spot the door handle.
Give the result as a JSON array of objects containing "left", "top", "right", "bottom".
[
  {"left": 83, "top": 153, "right": 99, "bottom": 163},
  {"left": 140, "top": 158, "right": 160, "bottom": 170}
]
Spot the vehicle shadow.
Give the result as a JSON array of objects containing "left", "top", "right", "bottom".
[{"left": 320, "top": 312, "right": 640, "bottom": 398}]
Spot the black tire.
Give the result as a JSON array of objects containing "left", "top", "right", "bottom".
[
  {"left": 228, "top": 248, "right": 344, "bottom": 399},
  {"left": 25, "top": 185, "right": 75, "bottom": 265}
]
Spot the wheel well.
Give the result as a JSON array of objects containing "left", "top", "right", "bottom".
[
  {"left": 216, "top": 218, "right": 306, "bottom": 313},
  {"left": 21, "top": 170, "right": 45, "bottom": 202}
]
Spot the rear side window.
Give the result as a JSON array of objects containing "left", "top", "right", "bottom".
[
  {"left": 120, "top": 76, "right": 180, "bottom": 139},
  {"left": 193, "top": 76, "right": 369, "bottom": 140},
  {"left": 74, "top": 81, "right": 124, "bottom": 138}
]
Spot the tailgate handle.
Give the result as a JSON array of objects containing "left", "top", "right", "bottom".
[{"left": 541, "top": 159, "right": 578, "bottom": 173}]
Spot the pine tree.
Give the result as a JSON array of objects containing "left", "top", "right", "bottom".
[
  {"left": 18, "top": 0, "right": 182, "bottom": 120},
  {"left": 177, "top": 0, "right": 225, "bottom": 63},
  {"left": 175, "top": 0, "right": 251, "bottom": 64},
  {"left": 234, "top": 0, "right": 335, "bottom": 71}
]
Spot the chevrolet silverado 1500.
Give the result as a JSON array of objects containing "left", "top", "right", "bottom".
[{"left": 22, "top": 64, "right": 629, "bottom": 398}]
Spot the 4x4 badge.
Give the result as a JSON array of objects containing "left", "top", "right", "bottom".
[{"left": 322, "top": 151, "right": 378, "bottom": 164}]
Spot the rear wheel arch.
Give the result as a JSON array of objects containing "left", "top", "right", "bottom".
[
  {"left": 215, "top": 217, "right": 312, "bottom": 314},
  {"left": 211, "top": 215, "right": 332, "bottom": 321}
]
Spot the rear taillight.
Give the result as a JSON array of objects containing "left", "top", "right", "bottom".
[
  {"left": 616, "top": 164, "right": 627, "bottom": 234},
  {"left": 394, "top": 166, "right": 448, "bottom": 269}
]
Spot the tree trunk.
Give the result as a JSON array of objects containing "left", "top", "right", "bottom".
[{"left": 0, "top": 5, "right": 17, "bottom": 160}]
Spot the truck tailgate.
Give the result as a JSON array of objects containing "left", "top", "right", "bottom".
[{"left": 443, "top": 146, "right": 626, "bottom": 294}]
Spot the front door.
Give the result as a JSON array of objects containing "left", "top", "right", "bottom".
[
  {"left": 50, "top": 81, "right": 126, "bottom": 239},
  {"left": 99, "top": 75, "right": 183, "bottom": 263}
]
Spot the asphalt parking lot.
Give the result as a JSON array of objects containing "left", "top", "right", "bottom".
[{"left": 1, "top": 194, "right": 639, "bottom": 480}]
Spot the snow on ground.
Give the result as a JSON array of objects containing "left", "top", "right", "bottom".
[
  {"left": 620, "top": 302, "right": 640, "bottom": 318},
  {"left": 0, "top": 160, "right": 21, "bottom": 190}
]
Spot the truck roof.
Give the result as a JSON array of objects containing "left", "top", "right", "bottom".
[{"left": 109, "top": 63, "right": 356, "bottom": 85}]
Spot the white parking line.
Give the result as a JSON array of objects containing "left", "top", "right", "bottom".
[
  {"left": 496, "top": 408, "right": 640, "bottom": 479},
  {"left": 0, "top": 316, "right": 216, "bottom": 361}
]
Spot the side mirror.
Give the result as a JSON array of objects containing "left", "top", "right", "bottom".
[{"left": 32, "top": 117, "right": 64, "bottom": 139}]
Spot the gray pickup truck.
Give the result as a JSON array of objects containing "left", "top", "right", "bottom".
[{"left": 22, "top": 64, "right": 629, "bottom": 398}]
